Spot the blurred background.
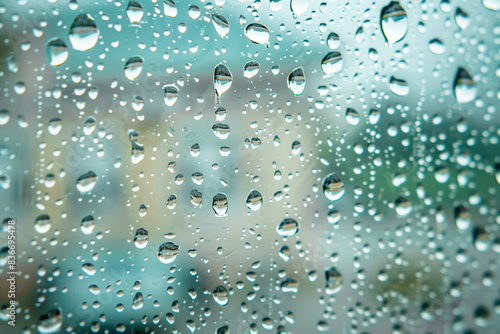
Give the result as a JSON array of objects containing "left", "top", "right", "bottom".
[{"left": 0, "top": 0, "right": 500, "bottom": 333}]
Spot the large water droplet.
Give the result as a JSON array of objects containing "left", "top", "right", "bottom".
[
  {"left": 389, "top": 76, "right": 409, "bottom": 96},
  {"left": 212, "top": 14, "right": 229, "bottom": 38},
  {"left": 82, "top": 263, "right": 96, "bottom": 275},
  {"left": 212, "top": 123, "right": 230, "bottom": 139},
  {"left": 131, "top": 141, "right": 145, "bottom": 164},
  {"left": 454, "top": 67, "right": 476, "bottom": 103},
  {"left": 124, "top": 56, "right": 143, "bottom": 81},
  {"left": 277, "top": 218, "right": 299, "bottom": 237},
  {"left": 394, "top": 195, "right": 412, "bottom": 216},
  {"left": 76, "top": 171, "right": 98, "bottom": 194},
  {"left": 321, "top": 51, "right": 343, "bottom": 75},
  {"left": 37, "top": 308, "right": 63, "bottom": 334},
  {"left": 345, "top": 108, "right": 360, "bottom": 125},
  {"left": 46, "top": 38, "right": 68, "bottom": 66},
  {"left": 325, "top": 267, "right": 343, "bottom": 295},
  {"left": 35, "top": 214, "right": 52, "bottom": 234},
  {"left": 213, "top": 286, "right": 229, "bottom": 306},
  {"left": 280, "top": 278, "right": 299, "bottom": 293},
  {"left": 482, "top": 0, "right": 500, "bottom": 10},
  {"left": 164, "top": 85, "right": 179, "bottom": 106},
  {"left": 243, "top": 61, "right": 260, "bottom": 79},
  {"left": 157, "top": 242, "right": 179, "bottom": 264},
  {"left": 380, "top": 1, "right": 408, "bottom": 45},
  {"left": 69, "top": 14, "right": 99, "bottom": 51},
  {"left": 246, "top": 190, "right": 263, "bottom": 211},
  {"left": 163, "top": 0, "right": 178, "bottom": 17},
  {"left": 290, "top": 0, "right": 308, "bottom": 16},
  {"left": 214, "top": 64, "right": 233, "bottom": 102},
  {"left": 428, "top": 38, "right": 445, "bottom": 54},
  {"left": 134, "top": 228, "right": 149, "bottom": 249},
  {"left": 287, "top": 67, "right": 305, "bottom": 96},
  {"left": 132, "top": 292, "right": 144, "bottom": 310},
  {"left": 244, "top": 23, "right": 270, "bottom": 44},
  {"left": 323, "top": 173, "right": 345, "bottom": 201},
  {"left": 126, "top": 1, "right": 144, "bottom": 23},
  {"left": 166, "top": 194, "right": 177, "bottom": 209},
  {"left": 80, "top": 215, "right": 95, "bottom": 234},
  {"left": 212, "top": 193, "right": 228, "bottom": 216}
]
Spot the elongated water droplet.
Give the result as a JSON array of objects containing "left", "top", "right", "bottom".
[
  {"left": 37, "top": 307, "right": 63, "bottom": 334},
  {"left": 246, "top": 190, "right": 263, "bottom": 211},
  {"left": 321, "top": 51, "right": 343, "bottom": 75},
  {"left": 326, "top": 32, "right": 340, "bottom": 49},
  {"left": 454, "top": 67, "right": 476, "bottom": 103},
  {"left": 35, "top": 214, "right": 51, "bottom": 234},
  {"left": 214, "top": 64, "right": 233, "bottom": 102},
  {"left": 166, "top": 194, "right": 177, "bottom": 209},
  {"left": 164, "top": 0, "right": 178, "bottom": 17},
  {"left": 83, "top": 116, "right": 96, "bottom": 135},
  {"left": 157, "top": 242, "right": 179, "bottom": 264},
  {"left": 323, "top": 173, "right": 345, "bottom": 201},
  {"left": 454, "top": 8, "right": 470, "bottom": 30},
  {"left": 287, "top": 67, "right": 305, "bottom": 96},
  {"left": 389, "top": 76, "right": 409, "bottom": 96},
  {"left": 76, "top": 171, "right": 98, "bottom": 194},
  {"left": 132, "top": 292, "right": 144, "bottom": 310},
  {"left": 325, "top": 267, "right": 343, "bottom": 295},
  {"left": 134, "top": 228, "right": 149, "bottom": 249},
  {"left": 190, "top": 189, "right": 203, "bottom": 206},
  {"left": 131, "top": 141, "right": 145, "bottom": 164},
  {"left": 0, "top": 109, "right": 10, "bottom": 125},
  {"left": 69, "top": 14, "right": 99, "bottom": 51},
  {"left": 277, "top": 218, "right": 299, "bottom": 237},
  {"left": 80, "top": 215, "right": 95, "bottom": 234},
  {"left": 164, "top": 85, "right": 179, "bottom": 106},
  {"left": 473, "top": 227, "right": 490, "bottom": 252},
  {"left": 126, "top": 1, "right": 144, "bottom": 23},
  {"left": 212, "top": 123, "right": 230, "bottom": 139},
  {"left": 244, "top": 23, "right": 270, "bottom": 44},
  {"left": 212, "top": 193, "right": 228, "bottom": 216},
  {"left": 213, "top": 286, "right": 229, "bottom": 306},
  {"left": 380, "top": 1, "right": 407, "bottom": 45},
  {"left": 46, "top": 38, "right": 68, "bottom": 66},
  {"left": 124, "top": 56, "right": 143, "bottom": 81},
  {"left": 244, "top": 61, "right": 260, "bottom": 78},
  {"left": 212, "top": 14, "right": 229, "bottom": 38},
  {"left": 280, "top": 278, "right": 299, "bottom": 293}
]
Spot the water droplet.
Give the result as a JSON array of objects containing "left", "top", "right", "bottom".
[
  {"left": 327, "top": 210, "right": 341, "bottom": 225},
  {"left": 290, "top": 0, "right": 308, "bottom": 16},
  {"left": 69, "top": 14, "right": 99, "bottom": 51},
  {"left": 244, "top": 61, "right": 260, "bottom": 78},
  {"left": 434, "top": 165, "right": 450, "bottom": 183},
  {"left": 280, "top": 278, "right": 299, "bottom": 293},
  {"left": 76, "top": 171, "right": 98, "bottom": 194},
  {"left": 428, "top": 38, "right": 445, "bottom": 54},
  {"left": 389, "top": 76, "right": 409, "bottom": 96},
  {"left": 326, "top": 32, "right": 340, "bottom": 49},
  {"left": 213, "top": 285, "right": 229, "bottom": 306},
  {"left": 323, "top": 173, "right": 345, "bottom": 201},
  {"left": 188, "top": 5, "right": 201, "bottom": 19},
  {"left": 214, "top": 64, "right": 233, "bottom": 102},
  {"left": 48, "top": 118, "right": 62, "bottom": 135},
  {"left": 244, "top": 23, "right": 270, "bottom": 44},
  {"left": 454, "top": 8, "right": 470, "bottom": 29},
  {"left": 163, "top": 0, "right": 178, "bottom": 17},
  {"left": 131, "top": 141, "right": 145, "bottom": 164},
  {"left": 134, "top": 228, "right": 149, "bottom": 249},
  {"left": 212, "top": 123, "right": 230, "bottom": 139},
  {"left": 83, "top": 116, "right": 96, "bottom": 135},
  {"left": 82, "top": 263, "right": 96, "bottom": 275},
  {"left": 216, "top": 325, "right": 230, "bottom": 334},
  {"left": 394, "top": 195, "right": 412, "bottom": 216},
  {"left": 126, "top": 1, "right": 144, "bottom": 23},
  {"left": 473, "top": 227, "right": 489, "bottom": 252},
  {"left": 454, "top": 67, "right": 476, "bottom": 103},
  {"left": 46, "top": 38, "right": 68, "bottom": 66},
  {"left": 287, "top": 67, "right": 306, "bottom": 96},
  {"left": 454, "top": 204, "right": 471, "bottom": 232},
  {"left": 0, "top": 109, "right": 10, "bottom": 125},
  {"left": 368, "top": 109, "right": 380, "bottom": 124},
  {"left": 157, "top": 242, "right": 179, "bottom": 264},
  {"left": 474, "top": 305, "right": 491, "bottom": 327},
  {"left": 35, "top": 214, "right": 52, "bottom": 234},
  {"left": 345, "top": 108, "right": 360, "bottom": 125},
  {"left": 246, "top": 190, "right": 263, "bottom": 211},
  {"left": 132, "top": 292, "right": 144, "bottom": 310},
  {"left": 212, "top": 193, "right": 228, "bottom": 216},
  {"left": 166, "top": 194, "right": 177, "bottom": 209},
  {"left": 164, "top": 85, "right": 179, "bottom": 106},
  {"left": 291, "top": 140, "right": 301, "bottom": 155},
  {"left": 37, "top": 308, "right": 63, "bottom": 334},
  {"left": 321, "top": 51, "right": 343, "bottom": 75},
  {"left": 380, "top": 1, "right": 408, "bottom": 45},
  {"left": 190, "top": 189, "right": 203, "bottom": 206},
  {"left": 279, "top": 245, "right": 290, "bottom": 261},
  {"left": 124, "top": 56, "right": 144, "bottom": 81},
  {"left": 483, "top": 0, "right": 500, "bottom": 10},
  {"left": 80, "top": 215, "right": 95, "bottom": 234},
  {"left": 277, "top": 218, "right": 299, "bottom": 237},
  {"left": 325, "top": 267, "right": 343, "bottom": 295},
  {"left": 212, "top": 14, "right": 229, "bottom": 38}
]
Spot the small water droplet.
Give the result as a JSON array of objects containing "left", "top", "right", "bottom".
[
  {"left": 212, "top": 193, "right": 228, "bottom": 216},
  {"left": 345, "top": 108, "right": 360, "bottom": 125},
  {"left": 164, "top": 85, "right": 179, "bottom": 106},
  {"left": 454, "top": 204, "right": 471, "bottom": 232},
  {"left": 166, "top": 194, "right": 177, "bottom": 209},
  {"left": 321, "top": 51, "right": 343, "bottom": 75},
  {"left": 280, "top": 278, "right": 299, "bottom": 293},
  {"left": 132, "top": 292, "right": 144, "bottom": 310},
  {"left": 124, "top": 56, "right": 144, "bottom": 81},
  {"left": 277, "top": 218, "right": 299, "bottom": 237},
  {"left": 134, "top": 228, "right": 149, "bottom": 249},
  {"left": 80, "top": 215, "right": 95, "bottom": 234},
  {"left": 287, "top": 67, "right": 306, "bottom": 96},
  {"left": 327, "top": 32, "right": 340, "bottom": 49},
  {"left": 323, "top": 173, "right": 345, "bottom": 201},
  {"left": 82, "top": 263, "right": 96, "bottom": 275},
  {"left": 35, "top": 214, "right": 52, "bottom": 234},
  {"left": 394, "top": 195, "right": 412, "bottom": 216},
  {"left": 214, "top": 63, "right": 233, "bottom": 102},
  {"left": 190, "top": 189, "right": 203, "bottom": 206},
  {"left": 428, "top": 38, "right": 445, "bottom": 54},
  {"left": 212, "top": 123, "right": 230, "bottom": 139},
  {"left": 389, "top": 76, "right": 409, "bottom": 96}
]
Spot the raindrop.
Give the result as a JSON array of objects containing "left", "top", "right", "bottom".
[
  {"left": 48, "top": 118, "right": 62, "bottom": 135},
  {"left": 164, "top": 85, "right": 179, "bottom": 106},
  {"left": 321, "top": 51, "right": 343, "bottom": 75},
  {"left": 428, "top": 38, "right": 445, "bottom": 54},
  {"left": 290, "top": 0, "right": 308, "bottom": 16},
  {"left": 35, "top": 214, "right": 52, "bottom": 234},
  {"left": 132, "top": 292, "right": 144, "bottom": 310},
  {"left": 345, "top": 108, "right": 360, "bottom": 125},
  {"left": 287, "top": 67, "right": 306, "bottom": 96},
  {"left": 80, "top": 215, "right": 95, "bottom": 234},
  {"left": 37, "top": 308, "right": 63, "bottom": 334},
  {"left": 126, "top": 1, "right": 144, "bottom": 23},
  {"left": 69, "top": 14, "right": 99, "bottom": 51},
  {"left": 166, "top": 194, "right": 177, "bottom": 209},
  {"left": 323, "top": 173, "right": 345, "bottom": 201},
  {"left": 76, "top": 171, "right": 98, "bottom": 194},
  {"left": 474, "top": 305, "right": 491, "bottom": 327},
  {"left": 82, "top": 263, "right": 96, "bottom": 275},
  {"left": 46, "top": 38, "right": 68, "bottom": 66},
  {"left": 188, "top": 5, "right": 201, "bottom": 19},
  {"left": 190, "top": 189, "right": 203, "bottom": 206},
  {"left": 277, "top": 218, "right": 299, "bottom": 237},
  {"left": 212, "top": 14, "right": 229, "bottom": 38},
  {"left": 434, "top": 165, "right": 450, "bottom": 183},
  {"left": 454, "top": 204, "right": 471, "bottom": 232},
  {"left": 163, "top": 0, "right": 178, "bottom": 17},
  {"left": 216, "top": 325, "right": 230, "bottom": 334},
  {"left": 157, "top": 242, "right": 179, "bottom": 264},
  {"left": 394, "top": 195, "right": 412, "bottom": 216},
  {"left": 124, "top": 56, "right": 144, "bottom": 81},
  {"left": 327, "top": 210, "right": 341, "bottom": 225},
  {"left": 473, "top": 227, "right": 489, "bottom": 252},
  {"left": 368, "top": 109, "right": 380, "bottom": 124},
  {"left": 214, "top": 63, "right": 233, "bottom": 102},
  {"left": 380, "top": 1, "right": 408, "bottom": 45},
  {"left": 244, "top": 23, "right": 270, "bottom": 44},
  {"left": 212, "top": 193, "right": 228, "bottom": 216},
  {"left": 389, "top": 76, "right": 409, "bottom": 96},
  {"left": 291, "top": 141, "right": 301, "bottom": 155},
  {"left": 280, "top": 278, "right": 299, "bottom": 293},
  {"left": 213, "top": 286, "right": 229, "bottom": 306},
  {"left": 0, "top": 109, "right": 10, "bottom": 125},
  {"left": 454, "top": 67, "right": 476, "bottom": 103},
  {"left": 246, "top": 190, "right": 263, "bottom": 211},
  {"left": 212, "top": 123, "right": 230, "bottom": 139},
  {"left": 325, "top": 267, "right": 343, "bottom": 295},
  {"left": 454, "top": 8, "right": 470, "bottom": 30},
  {"left": 279, "top": 245, "right": 291, "bottom": 261},
  {"left": 482, "top": 0, "right": 500, "bottom": 10},
  {"left": 326, "top": 32, "right": 340, "bottom": 49},
  {"left": 244, "top": 61, "right": 260, "bottom": 78},
  {"left": 134, "top": 228, "right": 149, "bottom": 249},
  {"left": 131, "top": 141, "right": 145, "bottom": 164}
]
